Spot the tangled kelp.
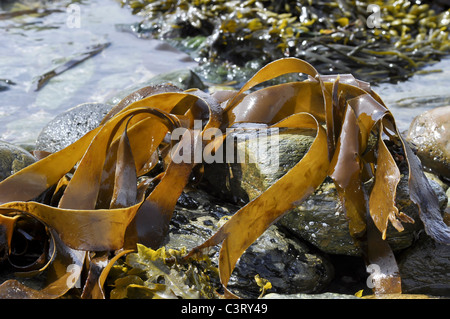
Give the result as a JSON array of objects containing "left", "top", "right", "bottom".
[
  {"left": 0, "top": 58, "right": 449, "bottom": 299},
  {"left": 120, "top": 0, "right": 450, "bottom": 84}
]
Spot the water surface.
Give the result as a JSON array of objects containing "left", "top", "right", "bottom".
[{"left": 1, "top": 0, "right": 449, "bottom": 145}]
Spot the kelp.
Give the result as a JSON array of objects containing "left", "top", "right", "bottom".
[
  {"left": 120, "top": 0, "right": 450, "bottom": 84},
  {"left": 0, "top": 57, "right": 449, "bottom": 299}
]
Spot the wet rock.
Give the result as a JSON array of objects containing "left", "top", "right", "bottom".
[
  {"left": 406, "top": 105, "right": 450, "bottom": 179},
  {"left": 166, "top": 188, "right": 334, "bottom": 298},
  {"left": 0, "top": 141, "right": 36, "bottom": 263},
  {"left": 445, "top": 188, "right": 450, "bottom": 225},
  {"left": 105, "top": 68, "right": 205, "bottom": 106},
  {"left": 397, "top": 233, "right": 450, "bottom": 297},
  {"left": 35, "top": 102, "right": 112, "bottom": 153},
  {"left": 203, "top": 128, "right": 315, "bottom": 205},
  {"left": 0, "top": 141, "right": 36, "bottom": 182},
  {"left": 203, "top": 128, "right": 448, "bottom": 256}
]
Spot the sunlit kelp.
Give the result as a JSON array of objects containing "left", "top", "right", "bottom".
[
  {"left": 107, "top": 244, "right": 219, "bottom": 299},
  {"left": 120, "top": 0, "right": 450, "bottom": 84},
  {"left": 0, "top": 58, "right": 448, "bottom": 299}
]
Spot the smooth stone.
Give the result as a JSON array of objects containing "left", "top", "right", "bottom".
[{"left": 203, "top": 128, "right": 448, "bottom": 256}]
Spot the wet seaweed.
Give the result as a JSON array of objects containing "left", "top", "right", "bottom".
[
  {"left": 0, "top": 58, "right": 448, "bottom": 299},
  {"left": 33, "top": 42, "right": 111, "bottom": 91}
]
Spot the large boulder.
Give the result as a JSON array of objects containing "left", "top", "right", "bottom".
[{"left": 203, "top": 128, "right": 448, "bottom": 256}]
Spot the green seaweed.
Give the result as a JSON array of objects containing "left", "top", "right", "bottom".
[{"left": 120, "top": 0, "right": 450, "bottom": 84}]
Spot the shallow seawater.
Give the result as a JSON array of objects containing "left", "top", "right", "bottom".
[
  {"left": 0, "top": 0, "right": 196, "bottom": 145},
  {"left": 376, "top": 58, "right": 450, "bottom": 133},
  {"left": 0, "top": 0, "right": 449, "bottom": 145}
]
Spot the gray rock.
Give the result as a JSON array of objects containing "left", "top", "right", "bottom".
[
  {"left": 0, "top": 141, "right": 36, "bottom": 182},
  {"left": 203, "top": 128, "right": 448, "bottom": 256},
  {"left": 406, "top": 105, "right": 450, "bottom": 179},
  {"left": 166, "top": 188, "right": 334, "bottom": 298},
  {"left": 35, "top": 69, "right": 205, "bottom": 154},
  {"left": 398, "top": 233, "right": 450, "bottom": 297},
  {"left": 35, "top": 102, "right": 112, "bottom": 153}
]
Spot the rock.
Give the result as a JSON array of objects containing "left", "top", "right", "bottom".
[
  {"left": 406, "top": 105, "right": 450, "bottom": 179},
  {"left": 35, "top": 102, "right": 112, "bottom": 153},
  {"left": 165, "top": 188, "right": 334, "bottom": 298},
  {"left": 0, "top": 141, "right": 36, "bottom": 182},
  {"left": 105, "top": 69, "right": 205, "bottom": 106},
  {"left": 397, "top": 233, "right": 450, "bottom": 297},
  {"left": 280, "top": 174, "right": 447, "bottom": 256},
  {"left": 203, "top": 128, "right": 448, "bottom": 256}
]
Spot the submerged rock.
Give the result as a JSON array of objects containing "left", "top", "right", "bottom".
[
  {"left": 0, "top": 141, "right": 36, "bottom": 182},
  {"left": 203, "top": 128, "right": 448, "bottom": 256},
  {"left": 35, "top": 102, "right": 112, "bottom": 153},
  {"left": 406, "top": 105, "right": 450, "bottom": 179},
  {"left": 166, "top": 188, "right": 334, "bottom": 298}
]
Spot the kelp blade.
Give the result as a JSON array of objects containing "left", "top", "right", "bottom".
[{"left": 188, "top": 112, "right": 329, "bottom": 296}]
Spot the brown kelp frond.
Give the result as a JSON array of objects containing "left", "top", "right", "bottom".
[
  {"left": 0, "top": 58, "right": 448, "bottom": 299},
  {"left": 120, "top": 0, "right": 450, "bottom": 84}
]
